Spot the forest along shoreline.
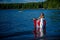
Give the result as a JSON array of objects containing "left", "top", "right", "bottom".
[{"left": 0, "top": 0, "right": 60, "bottom": 9}]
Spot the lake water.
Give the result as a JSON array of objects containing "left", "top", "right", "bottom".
[{"left": 0, "top": 9, "right": 60, "bottom": 40}]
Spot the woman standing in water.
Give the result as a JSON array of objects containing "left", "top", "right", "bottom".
[{"left": 33, "top": 13, "right": 46, "bottom": 38}]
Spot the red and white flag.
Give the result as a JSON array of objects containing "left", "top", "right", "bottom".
[{"left": 33, "top": 18, "right": 46, "bottom": 37}]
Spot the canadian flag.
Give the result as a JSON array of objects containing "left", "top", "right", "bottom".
[{"left": 33, "top": 18, "right": 46, "bottom": 38}]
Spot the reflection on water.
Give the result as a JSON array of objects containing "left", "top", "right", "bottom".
[{"left": 0, "top": 9, "right": 60, "bottom": 40}]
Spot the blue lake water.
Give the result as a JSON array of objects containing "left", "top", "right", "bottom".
[{"left": 0, "top": 9, "right": 60, "bottom": 40}]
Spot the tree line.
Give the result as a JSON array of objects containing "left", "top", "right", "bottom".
[
  {"left": 0, "top": 0, "right": 60, "bottom": 9},
  {"left": 0, "top": 2, "right": 43, "bottom": 9}
]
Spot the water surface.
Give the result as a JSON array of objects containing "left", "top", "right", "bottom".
[{"left": 0, "top": 9, "right": 60, "bottom": 40}]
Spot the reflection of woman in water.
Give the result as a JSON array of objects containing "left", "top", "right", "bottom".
[{"left": 33, "top": 13, "right": 46, "bottom": 38}]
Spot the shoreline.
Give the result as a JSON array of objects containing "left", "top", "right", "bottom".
[{"left": 0, "top": 8, "right": 60, "bottom": 10}]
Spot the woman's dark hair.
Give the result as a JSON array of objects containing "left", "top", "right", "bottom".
[
  {"left": 41, "top": 13, "right": 44, "bottom": 16},
  {"left": 41, "top": 13, "right": 45, "bottom": 18}
]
